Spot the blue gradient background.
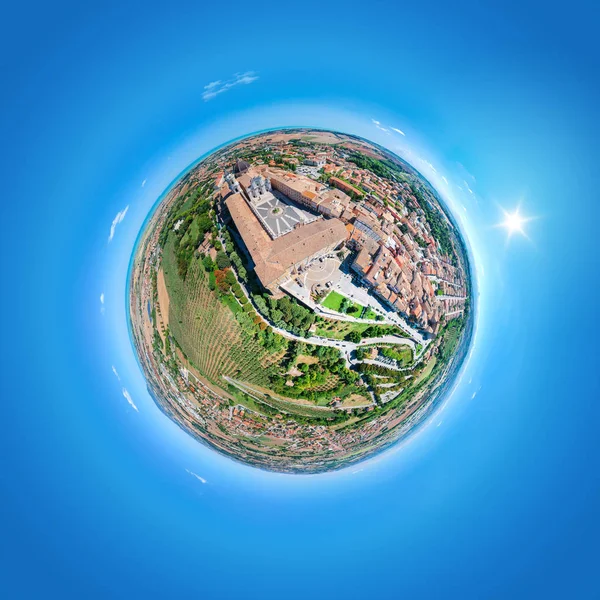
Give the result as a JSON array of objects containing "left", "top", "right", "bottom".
[{"left": 2, "top": 1, "right": 599, "bottom": 598}]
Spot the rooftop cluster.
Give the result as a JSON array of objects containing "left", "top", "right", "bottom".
[{"left": 213, "top": 133, "right": 467, "bottom": 334}]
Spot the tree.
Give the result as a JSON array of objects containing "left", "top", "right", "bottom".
[
  {"left": 340, "top": 297, "right": 352, "bottom": 313},
  {"left": 197, "top": 214, "right": 212, "bottom": 236},
  {"left": 225, "top": 270, "right": 236, "bottom": 286},
  {"left": 347, "top": 331, "right": 361, "bottom": 343},
  {"left": 214, "top": 269, "right": 231, "bottom": 293},
  {"left": 253, "top": 295, "right": 268, "bottom": 315},
  {"left": 355, "top": 347, "right": 369, "bottom": 360},
  {"left": 216, "top": 251, "right": 231, "bottom": 269}
]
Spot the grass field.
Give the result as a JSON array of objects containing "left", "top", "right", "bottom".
[
  {"left": 340, "top": 393, "right": 372, "bottom": 408},
  {"left": 321, "top": 290, "right": 364, "bottom": 316},
  {"left": 315, "top": 319, "right": 372, "bottom": 339},
  {"left": 321, "top": 292, "right": 389, "bottom": 323},
  {"left": 362, "top": 307, "right": 378, "bottom": 320},
  {"left": 315, "top": 317, "right": 401, "bottom": 340},
  {"left": 321, "top": 290, "right": 346, "bottom": 311},
  {"left": 380, "top": 345, "right": 413, "bottom": 367},
  {"left": 227, "top": 378, "right": 339, "bottom": 419},
  {"left": 162, "top": 234, "right": 282, "bottom": 388},
  {"left": 414, "top": 356, "right": 437, "bottom": 386}
]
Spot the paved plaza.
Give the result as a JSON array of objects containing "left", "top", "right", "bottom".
[
  {"left": 302, "top": 257, "right": 341, "bottom": 289},
  {"left": 254, "top": 194, "right": 317, "bottom": 238}
]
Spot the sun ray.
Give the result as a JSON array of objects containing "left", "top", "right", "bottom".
[{"left": 495, "top": 204, "right": 534, "bottom": 242}]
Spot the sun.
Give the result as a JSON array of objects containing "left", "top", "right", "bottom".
[
  {"left": 497, "top": 205, "right": 533, "bottom": 239},
  {"left": 503, "top": 209, "right": 526, "bottom": 234}
]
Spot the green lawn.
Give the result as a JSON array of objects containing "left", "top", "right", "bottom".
[
  {"left": 227, "top": 379, "right": 338, "bottom": 419},
  {"left": 321, "top": 290, "right": 346, "bottom": 311},
  {"left": 315, "top": 316, "right": 405, "bottom": 341},
  {"left": 362, "top": 307, "right": 377, "bottom": 320},
  {"left": 380, "top": 345, "right": 413, "bottom": 367},
  {"left": 315, "top": 319, "right": 372, "bottom": 340},
  {"left": 346, "top": 302, "right": 364, "bottom": 317},
  {"left": 413, "top": 356, "right": 436, "bottom": 386},
  {"left": 321, "top": 290, "right": 364, "bottom": 316}
]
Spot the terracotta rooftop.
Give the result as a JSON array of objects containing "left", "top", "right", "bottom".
[{"left": 226, "top": 193, "right": 348, "bottom": 289}]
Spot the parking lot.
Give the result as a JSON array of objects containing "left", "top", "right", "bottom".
[
  {"left": 300, "top": 258, "right": 391, "bottom": 321},
  {"left": 296, "top": 165, "right": 321, "bottom": 178},
  {"left": 335, "top": 272, "right": 387, "bottom": 317}
]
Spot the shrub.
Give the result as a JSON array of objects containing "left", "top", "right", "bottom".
[
  {"left": 346, "top": 331, "right": 361, "bottom": 343},
  {"left": 216, "top": 251, "right": 231, "bottom": 269},
  {"left": 208, "top": 271, "right": 216, "bottom": 291}
]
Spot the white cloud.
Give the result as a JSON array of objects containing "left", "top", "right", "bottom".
[
  {"left": 122, "top": 387, "right": 138, "bottom": 412},
  {"left": 202, "top": 71, "right": 259, "bottom": 101},
  {"left": 141, "top": 179, "right": 147, "bottom": 188},
  {"left": 113, "top": 368, "right": 136, "bottom": 410},
  {"left": 108, "top": 205, "right": 129, "bottom": 242},
  {"left": 371, "top": 118, "right": 390, "bottom": 134},
  {"left": 100, "top": 292, "right": 105, "bottom": 315},
  {"left": 422, "top": 160, "right": 437, "bottom": 173},
  {"left": 186, "top": 469, "right": 207, "bottom": 484},
  {"left": 391, "top": 127, "right": 406, "bottom": 136},
  {"left": 441, "top": 176, "right": 449, "bottom": 185}
]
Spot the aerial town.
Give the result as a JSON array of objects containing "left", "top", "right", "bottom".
[{"left": 129, "top": 128, "right": 473, "bottom": 473}]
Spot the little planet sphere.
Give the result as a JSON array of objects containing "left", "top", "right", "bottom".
[{"left": 129, "top": 128, "right": 474, "bottom": 473}]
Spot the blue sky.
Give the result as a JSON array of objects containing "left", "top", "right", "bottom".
[{"left": 1, "top": 0, "right": 599, "bottom": 598}]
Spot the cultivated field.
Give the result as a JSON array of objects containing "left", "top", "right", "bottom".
[
  {"left": 155, "top": 267, "right": 170, "bottom": 344},
  {"left": 162, "top": 235, "right": 281, "bottom": 387}
]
